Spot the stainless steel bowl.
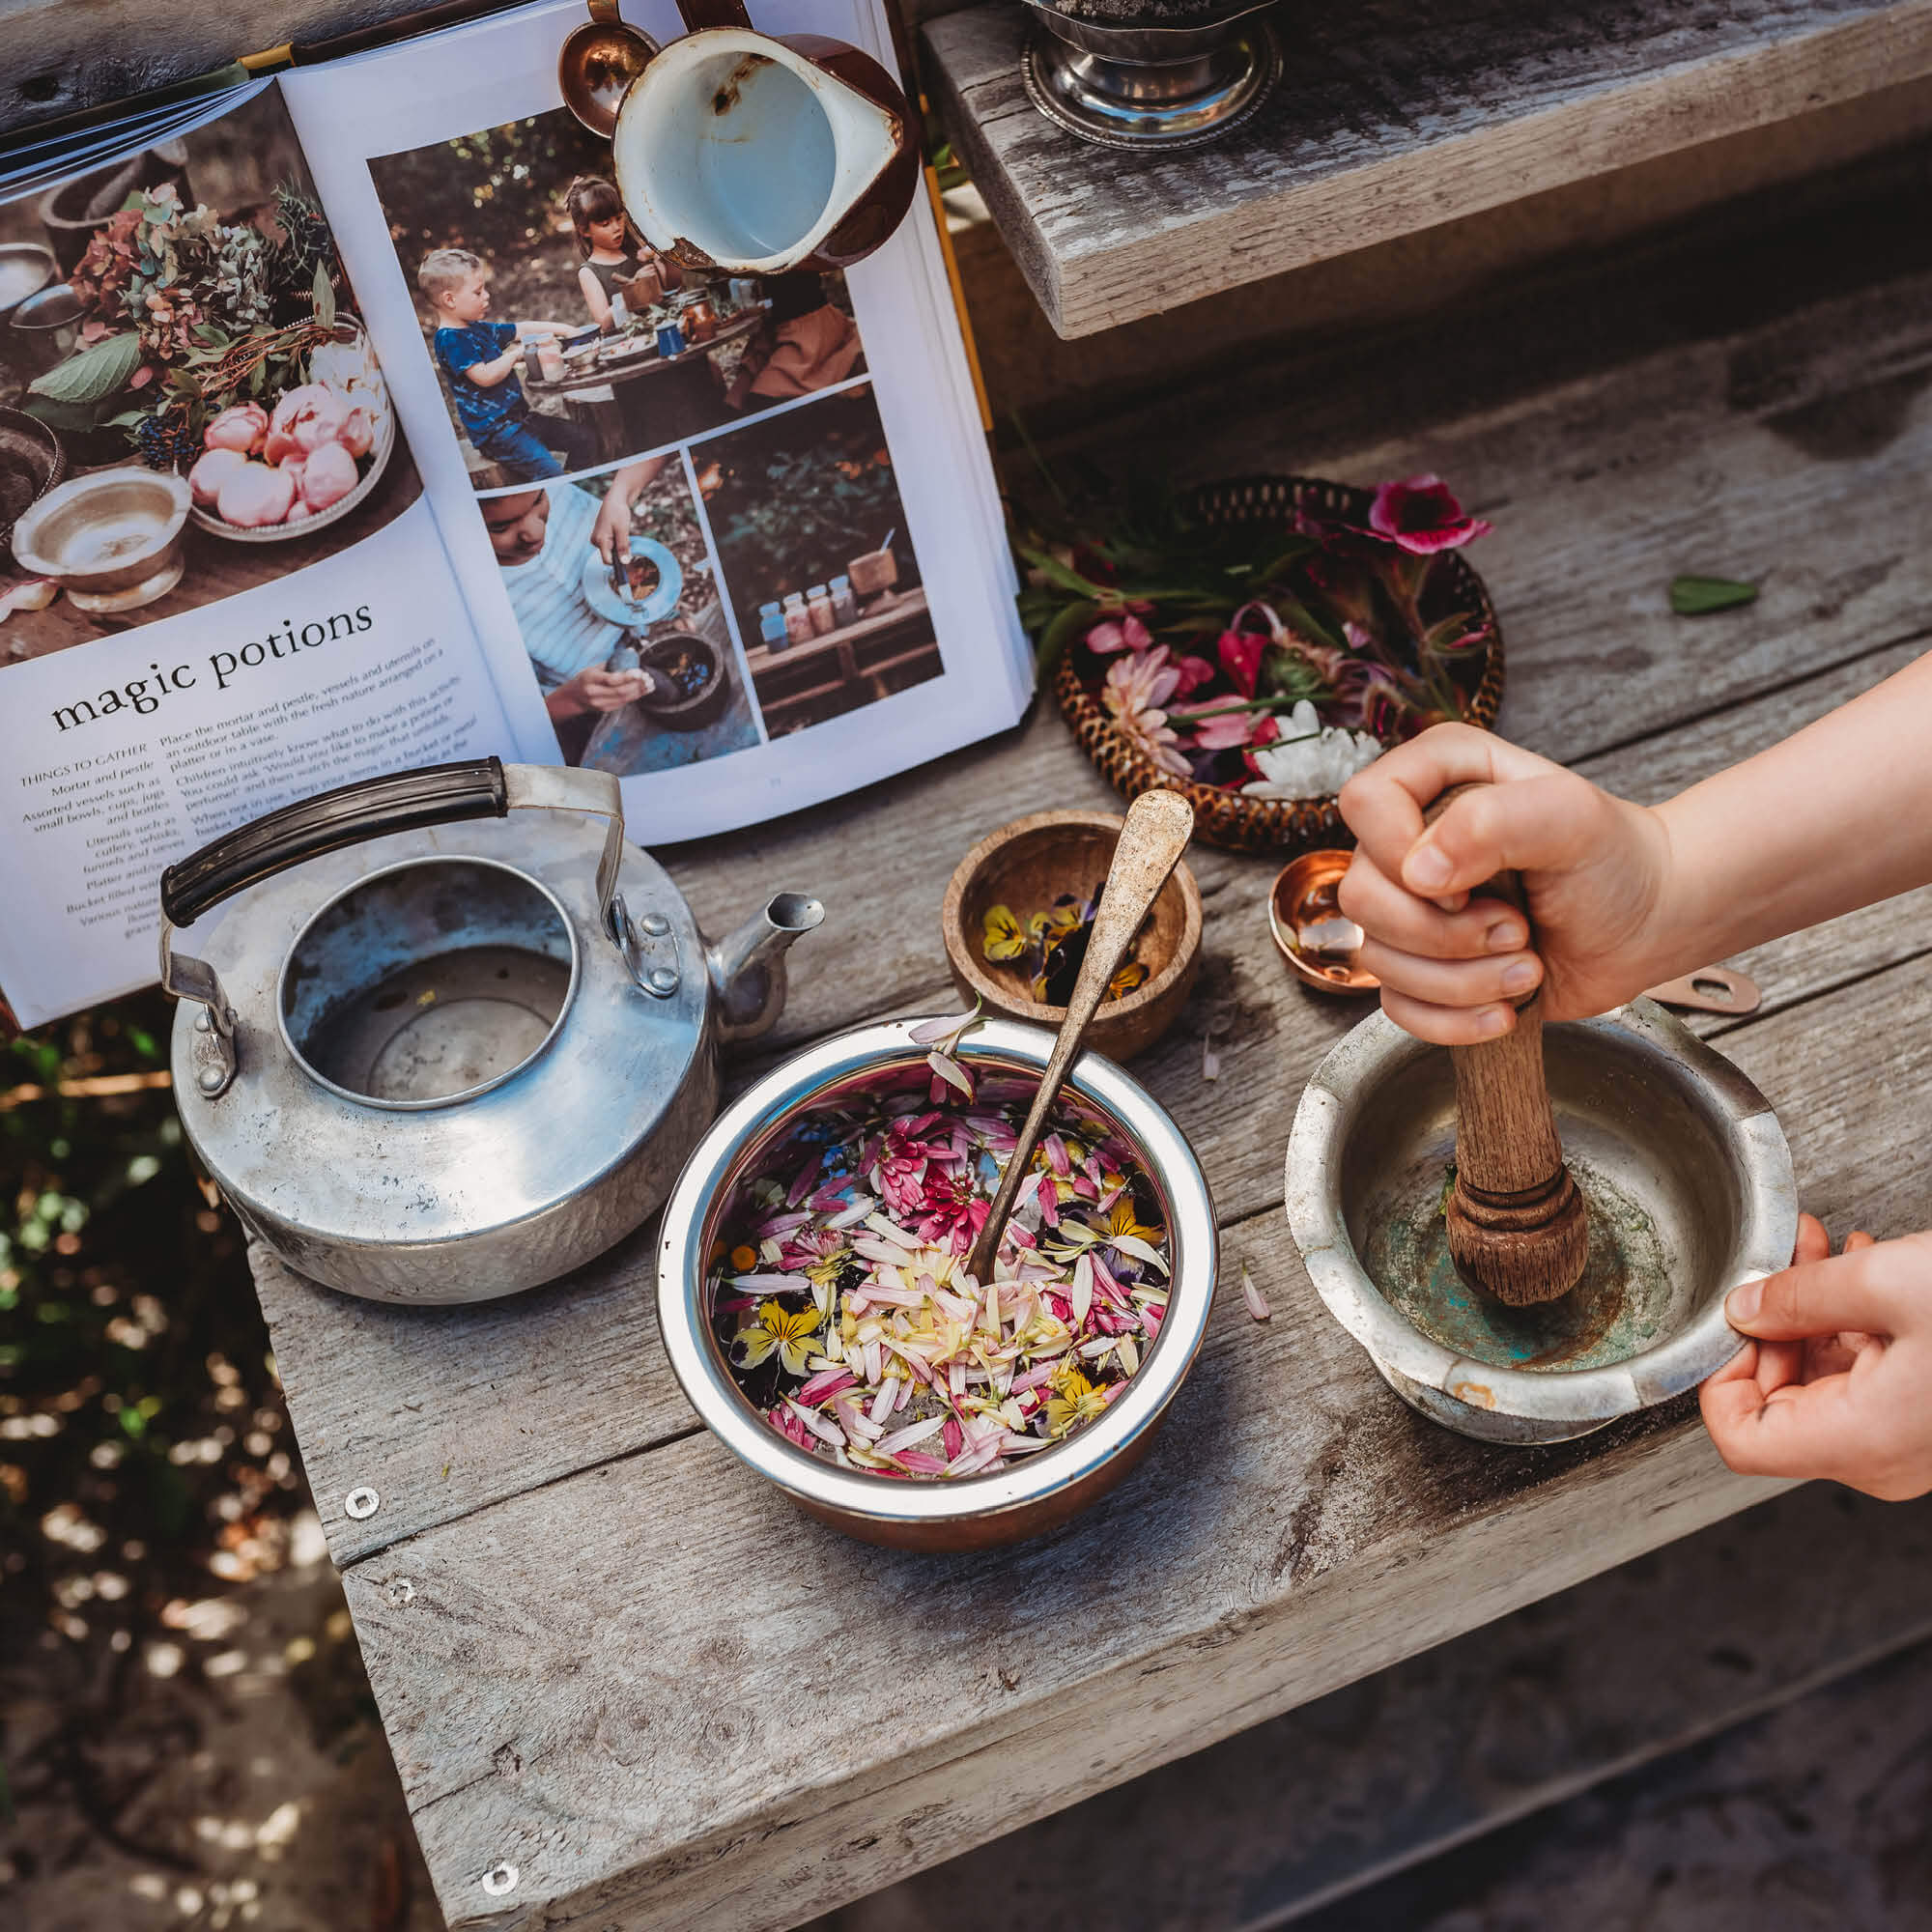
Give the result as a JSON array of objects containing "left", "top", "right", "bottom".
[
  {"left": 656, "top": 1016, "right": 1219, "bottom": 1548},
  {"left": 1285, "top": 1000, "right": 1797, "bottom": 1444},
  {"left": 12, "top": 467, "right": 191, "bottom": 611}
]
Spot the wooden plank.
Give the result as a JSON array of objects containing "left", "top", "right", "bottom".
[
  {"left": 258, "top": 275, "right": 1932, "bottom": 1567},
  {"left": 810, "top": 1485, "right": 1932, "bottom": 1932},
  {"left": 1071, "top": 270, "right": 1932, "bottom": 774},
  {"left": 942, "top": 91, "right": 1932, "bottom": 436},
  {"left": 337, "top": 952, "right": 1932, "bottom": 1930},
  {"left": 924, "top": 0, "right": 1932, "bottom": 338}
]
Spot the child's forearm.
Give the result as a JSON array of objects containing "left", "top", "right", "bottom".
[
  {"left": 1650, "top": 651, "right": 1932, "bottom": 969},
  {"left": 465, "top": 349, "right": 520, "bottom": 386}
]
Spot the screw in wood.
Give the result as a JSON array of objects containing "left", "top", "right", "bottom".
[
  {"left": 386, "top": 1577, "right": 414, "bottom": 1606},
  {"left": 344, "top": 1486, "right": 381, "bottom": 1520},
  {"left": 483, "top": 1863, "right": 519, "bottom": 1896}
]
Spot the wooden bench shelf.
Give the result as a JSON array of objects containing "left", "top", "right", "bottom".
[
  {"left": 923, "top": 0, "right": 1932, "bottom": 339},
  {"left": 250, "top": 200, "right": 1932, "bottom": 1921}
]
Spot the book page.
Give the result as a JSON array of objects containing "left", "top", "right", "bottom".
[
  {"left": 0, "top": 85, "right": 512, "bottom": 1029},
  {"left": 281, "top": 0, "right": 1027, "bottom": 845}
]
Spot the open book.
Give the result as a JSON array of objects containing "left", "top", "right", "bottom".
[{"left": 0, "top": 0, "right": 1024, "bottom": 1030}]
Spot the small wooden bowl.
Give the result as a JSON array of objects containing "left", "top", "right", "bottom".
[
  {"left": 941, "top": 809, "right": 1202, "bottom": 1061},
  {"left": 1269, "top": 850, "right": 1378, "bottom": 995}
]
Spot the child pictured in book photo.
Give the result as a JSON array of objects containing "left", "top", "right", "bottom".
[
  {"left": 697, "top": 385, "right": 938, "bottom": 735},
  {"left": 369, "top": 112, "right": 872, "bottom": 489},
  {"left": 417, "top": 247, "right": 595, "bottom": 485},
  {"left": 567, "top": 174, "right": 679, "bottom": 334},
  {"left": 0, "top": 92, "right": 424, "bottom": 664},
  {"left": 479, "top": 454, "right": 762, "bottom": 775}
]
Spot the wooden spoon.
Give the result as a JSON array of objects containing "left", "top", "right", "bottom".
[
  {"left": 963, "top": 788, "right": 1195, "bottom": 1285},
  {"left": 1425, "top": 784, "right": 1589, "bottom": 1307}
]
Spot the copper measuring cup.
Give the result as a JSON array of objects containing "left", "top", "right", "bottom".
[{"left": 558, "top": 0, "right": 661, "bottom": 137}]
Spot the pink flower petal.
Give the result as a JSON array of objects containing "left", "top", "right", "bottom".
[
  {"left": 797, "top": 1369, "right": 856, "bottom": 1406},
  {"left": 876, "top": 1415, "right": 947, "bottom": 1455},
  {"left": 926, "top": 1049, "right": 974, "bottom": 1098},
  {"left": 1218, "top": 629, "right": 1267, "bottom": 698},
  {"left": 1240, "top": 1265, "right": 1271, "bottom": 1323},
  {"left": 909, "top": 1011, "right": 970, "bottom": 1045},
  {"left": 784, "top": 1397, "right": 846, "bottom": 1446}
]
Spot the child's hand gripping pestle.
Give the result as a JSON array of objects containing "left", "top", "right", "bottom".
[{"left": 1425, "top": 783, "right": 1589, "bottom": 1306}]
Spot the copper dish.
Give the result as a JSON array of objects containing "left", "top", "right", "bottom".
[
  {"left": 1269, "top": 849, "right": 1376, "bottom": 995},
  {"left": 655, "top": 1016, "right": 1218, "bottom": 1548},
  {"left": 941, "top": 808, "right": 1202, "bottom": 1061},
  {"left": 1054, "top": 474, "right": 1505, "bottom": 855}
]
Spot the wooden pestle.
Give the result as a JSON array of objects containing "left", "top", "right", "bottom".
[{"left": 1424, "top": 785, "right": 1589, "bottom": 1306}]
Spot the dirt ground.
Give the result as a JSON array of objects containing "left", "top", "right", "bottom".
[
  {"left": 8, "top": 1496, "right": 1931, "bottom": 1931},
  {"left": 2, "top": 1518, "right": 440, "bottom": 1932}
]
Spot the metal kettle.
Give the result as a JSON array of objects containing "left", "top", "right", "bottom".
[{"left": 160, "top": 758, "right": 822, "bottom": 1305}]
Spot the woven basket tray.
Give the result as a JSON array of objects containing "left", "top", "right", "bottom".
[{"left": 1053, "top": 473, "right": 1506, "bottom": 855}]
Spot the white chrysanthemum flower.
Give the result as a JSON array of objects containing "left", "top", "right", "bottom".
[{"left": 1239, "top": 701, "right": 1383, "bottom": 800}]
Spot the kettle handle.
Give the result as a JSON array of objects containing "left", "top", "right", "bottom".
[
  {"left": 158, "top": 761, "right": 628, "bottom": 1097},
  {"left": 163, "top": 757, "right": 511, "bottom": 928}
]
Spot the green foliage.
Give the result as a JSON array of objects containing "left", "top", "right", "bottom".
[
  {"left": 27, "top": 333, "right": 141, "bottom": 407},
  {"left": 0, "top": 994, "right": 302, "bottom": 1657},
  {"left": 369, "top": 114, "right": 616, "bottom": 262},
  {"left": 1670, "top": 574, "right": 1759, "bottom": 615}
]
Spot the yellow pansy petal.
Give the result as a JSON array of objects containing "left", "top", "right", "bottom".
[
  {"left": 981, "top": 904, "right": 1026, "bottom": 963},
  {"left": 733, "top": 1329, "right": 779, "bottom": 1369}
]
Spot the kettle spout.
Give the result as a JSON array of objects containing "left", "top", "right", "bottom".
[{"left": 706, "top": 892, "right": 825, "bottom": 1044}]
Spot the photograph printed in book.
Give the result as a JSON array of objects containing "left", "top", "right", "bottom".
[
  {"left": 0, "top": 89, "right": 422, "bottom": 671},
  {"left": 696, "top": 384, "right": 939, "bottom": 735},
  {"left": 366, "top": 107, "right": 867, "bottom": 491},
  {"left": 484, "top": 449, "right": 764, "bottom": 775}
]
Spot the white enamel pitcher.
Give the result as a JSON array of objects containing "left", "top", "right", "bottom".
[{"left": 607, "top": 0, "right": 919, "bottom": 274}]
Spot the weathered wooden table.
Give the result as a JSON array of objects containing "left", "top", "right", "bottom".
[{"left": 246, "top": 204, "right": 1932, "bottom": 1930}]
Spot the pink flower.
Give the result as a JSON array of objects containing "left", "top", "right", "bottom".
[
  {"left": 337, "top": 407, "right": 375, "bottom": 459},
  {"left": 914, "top": 1172, "right": 989, "bottom": 1254},
  {"left": 1085, "top": 613, "right": 1152, "bottom": 654},
  {"left": 768, "top": 1402, "right": 815, "bottom": 1451},
  {"left": 1170, "top": 652, "right": 1216, "bottom": 698},
  {"left": 1367, "top": 474, "right": 1492, "bottom": 554},
  {"left": 1101, "top": 646, "right": 1190, "bottom": 777},
  {"left": 1217, "top": 628, "right": 1267, "bottom": 698},
  {"left": 265, "top": 383, "right": 346, "bottom": 464},
  {"left": 875, "top": 1120, "right": 946, "bottom": 1218},
  {"left": 187, "top": 445, "right": 246, "bottom": 507},
  {"left": 298, "top": 440, "right": 359, "bottom": 512},
  {"left": 215, "top": 460, "right": 295, "bottom": 528},
  {"left": 1182, "top": 696, "right": 1262, "bottom": 751},
  {"left": 203, "top": 403, "right": 267, "bottom": 454}
]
